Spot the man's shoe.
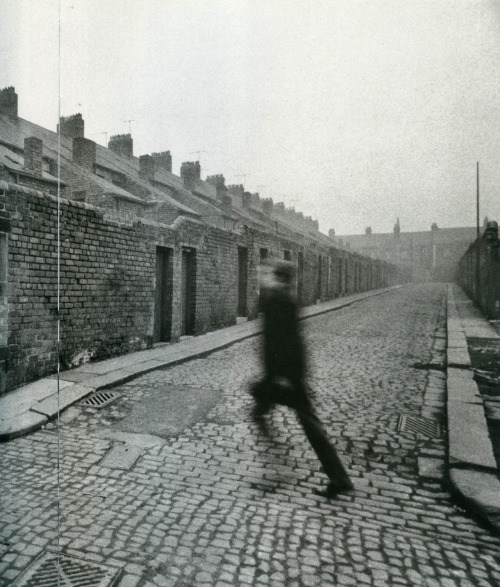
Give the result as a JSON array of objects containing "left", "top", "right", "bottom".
[{"left": 314, "top": 480, "right": 354, "bottom": 498}]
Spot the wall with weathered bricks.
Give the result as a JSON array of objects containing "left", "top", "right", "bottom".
[
  {"left": 1, "top": 181, "right": 402, "bottom": 394},
  {"left": 1, "top": 184, "right": 256, "bottom": 392}
]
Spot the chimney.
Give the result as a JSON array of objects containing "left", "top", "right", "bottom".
[
  {"left": 242, "top": 192, "right": 252, "bottom": 209},
  {"left": 222, "top": 194, "right": 232, "bottom": 213},
  {"left": 109, "top": 134, "right": 133, "bottom": 158},
  {"left": 328, "top": 228, "right": 336, "bottom": 239},
  {"left": 152, "top": 151, "right": 172, "bottom": 173},
  {"left": 58, "top": 113, "right": 84, "bottom": 139},
  {"left": 0, "top": 87, "right": 18, "bottom": 119},
  {"left": 73, "top": 137, "right": 96, "bottom": 170},
  {"left": 207, "top": 174, "right": 228, "bottom": 200},
  {"left": 24, "top": 137, "right": 43, "bottom": 176},
  {"left": 181, "top": 161, "right": 201, "bottom": 187},
  {"left": 431, "top": 222, "right": 438, "bottom": 231},
  {"left": 393, "top": 217, "right": 401, "bottom": 238},
  {"left": 139, "top": 155, "right": 155, "bottom": 180},
  {"left": 274, "top": 202, "right": 285, "bottom": 215},
  {"left": 262, "top": 198, "right": 274, "bottom": 216},
  {"left": 251, "top": 193, "right": 261, "bottom": 210}
]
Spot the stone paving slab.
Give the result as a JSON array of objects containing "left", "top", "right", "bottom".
[
  {"left": 30, "top": 383, "right": 95, "bottom": 418},
  {"left": 450, "top": 469, "right": 500, "bottom": 529},
  {"left": 0, "top": 379, "right": 74, "bottom": 419},
  {"left": 121, "top": 359, "right": 173, "bottom": 375},
  {"left": 0, "top": 410, "right": 48, "bottom": 441},
  {"left": 447, "top": 368, "right": 483, "bottom": 404},
  {"left": 448, "top": 384, "right": 497, "bottom": 470},
  {"left": 447, "top": 347, "right": 472, "bottom": 368}
]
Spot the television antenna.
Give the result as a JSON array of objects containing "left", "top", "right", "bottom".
[{"left": 124, "top": 120, "right": 135, "bottom": 134}]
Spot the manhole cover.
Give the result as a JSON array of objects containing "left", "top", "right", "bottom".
[
  {"left": 80, "top": 390, "right": 120, "bottom": 409},
  {"left": 397, "top": 414, "right": 442, "bottom": 438},
  {"left": 12, "top": 551, "right": 122, "bottom": 586},
  {"left": 100, "top": 444, "right": 142, "bottom": 470}
]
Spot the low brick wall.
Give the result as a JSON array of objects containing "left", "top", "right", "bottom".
[{"left": 456, "top": 221, "right": 500, "bottom": 320}]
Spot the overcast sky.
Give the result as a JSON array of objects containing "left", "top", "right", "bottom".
[{"left": 2, "top": 0, "right": 500, "bottom": 235}]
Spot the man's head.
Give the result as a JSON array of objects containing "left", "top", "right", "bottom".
[{"left": 274, "top": 261, "right": 294, "bottom": 286}]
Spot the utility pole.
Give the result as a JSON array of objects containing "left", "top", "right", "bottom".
[{"left": 476, "top": 162, "right": 480, "bottom": 303}]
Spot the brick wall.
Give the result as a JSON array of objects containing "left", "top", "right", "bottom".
[
  {"left": 1, "top": 184, "right": 249, "bottom": 392},
  {"left": 1, "top": 182, "right": 402, "bottom": 394}
]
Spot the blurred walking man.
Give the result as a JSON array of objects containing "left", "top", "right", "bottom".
[{"left": 251, "top": 261, "right": 354, "bottom": 498}]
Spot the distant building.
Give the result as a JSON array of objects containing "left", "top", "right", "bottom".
[{"left": 329, "top": 220, "right": 479, "bottom": 282}]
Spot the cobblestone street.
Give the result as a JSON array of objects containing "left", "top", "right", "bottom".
[{"left": 1, "top": 284, "right": 500, "bottom": 586}]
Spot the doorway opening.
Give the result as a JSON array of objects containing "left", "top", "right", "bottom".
[
  {"left": 154, "top": 246, "right": 173, "bottom": 343},
  {"left": 181, "top": 248, "right": 196, "bottom": 336}
]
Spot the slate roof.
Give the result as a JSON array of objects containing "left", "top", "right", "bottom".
[
  {"left": 0, "top": 143, "right": 61, "bottom": 185},
  {"left": 0, "top": 110, "right": 334, "bottom": 244}
]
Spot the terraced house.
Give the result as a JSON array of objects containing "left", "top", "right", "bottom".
[{"left": 0, "top": 86, "right": 403, "bottom": 395}]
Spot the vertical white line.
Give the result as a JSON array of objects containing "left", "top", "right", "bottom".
[{"left": 56, "top": 1, "right": 62, "bottom": 584}]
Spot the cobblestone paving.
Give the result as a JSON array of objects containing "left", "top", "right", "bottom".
[{"left": 2, "top": 284, "right": 500, "bottom": 586}]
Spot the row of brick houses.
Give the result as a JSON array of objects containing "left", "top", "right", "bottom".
[{"left": 0, "top": 86, "right": 404, "bottom": 395}]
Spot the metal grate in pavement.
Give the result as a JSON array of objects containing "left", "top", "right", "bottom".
[
  {"left": 12, "top": 551, "right": 122, "bottom": 587},
  {"left": 80, "top": 390, "right": 120, "bottom": 409},
  {"left": 397, "top": 414, "right": 442, "bottom": 438}
]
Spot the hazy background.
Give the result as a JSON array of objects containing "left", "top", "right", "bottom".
[{"left": 1, "top": 0, "right": 500, "bottom": 235}]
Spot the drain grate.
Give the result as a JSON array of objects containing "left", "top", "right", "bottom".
[
  {"left": 398, "top": 414, "right": 442, "bottom": 438},
  {"left": 80, "top": 390, "right": 119, "bottom": 409},
  {"left": 13, "top": 551, "right": 122, "bottom": 586}
]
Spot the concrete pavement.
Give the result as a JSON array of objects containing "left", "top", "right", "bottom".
[{"left": 446, "top": 284, "right": 500, "bottom": 532}]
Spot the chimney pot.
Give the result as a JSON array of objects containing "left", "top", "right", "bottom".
[
  {"left": 151, "top": 151, "right": 172, "bottom": 173},
  {"left": 109, "top": 134, "right": 133, "bottom": 158},
  {"left": 181, "top": 161, "right": 201, "bottom": 187},
  {"left": 207, "top": 174, "right": 228, "bottom": 200},
  {"left": 58, "top": 113, "right": 84, "bottom": 138},
  {"left": 0, "top": 86, "right": 18, "bottom": 118}
]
